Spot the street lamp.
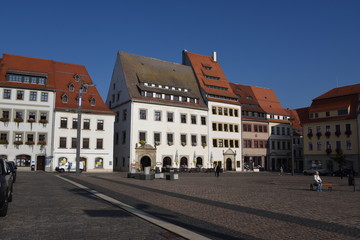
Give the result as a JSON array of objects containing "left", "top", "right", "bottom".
[
  {"left": 74, "top": 74, "right": 95, "bottom": 175},
  {"left": 288, "top": 118, "right": 295, "bottom": 176}
]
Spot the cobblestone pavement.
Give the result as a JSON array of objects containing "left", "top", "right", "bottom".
[
  {"left": 1, "top": 171, "right": 359, "bottom": 240},
  {"left": 0, "top": 172, "right": 184, "bottom": 240}
]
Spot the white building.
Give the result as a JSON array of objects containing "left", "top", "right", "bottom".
[
  {"left": 106, "top": 52, "right": 209, "bottom": 172},
  {"left": 0, "top": 54, "right": 114, "bottom": 172},
  {"left": 182, "top": 51, "right": 242, "bottom": 171}
]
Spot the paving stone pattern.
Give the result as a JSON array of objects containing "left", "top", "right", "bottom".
[{"left": 1, "top": 171, "right": 359, "bottom": 240}]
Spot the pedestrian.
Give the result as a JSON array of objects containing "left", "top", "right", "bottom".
[
  {"left": 215, "top": 165, "right": 220, "bottom": 178},
  {"left": 279, "top": 166, "right": 283, "bottom": 176},
  {"left": 313, "top": 171, "right": 322, "bottom": 192}
]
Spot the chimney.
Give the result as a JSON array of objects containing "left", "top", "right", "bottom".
[{"left": 212, "top": 51, "right": 217, "bottom": 62}]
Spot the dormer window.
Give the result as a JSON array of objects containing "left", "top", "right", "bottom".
[
  {"left": 204, "top": 66, "right": 212, "bottom": 70},
  {"left": 89, "top": 97, "right": 96, "bottom": 106},
  {"left": 62, "top": 94, "right": 68, "bottom": 103},
  {"left": 69, "top": 83, "right": 75, "bottom": 92}
]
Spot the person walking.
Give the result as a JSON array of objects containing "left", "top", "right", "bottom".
[
  {"left": 313, "top": 171, "right": 322, "bottom": 192},
  {"left": 215, "top": 165, "right": 220, "bottom": 178}
]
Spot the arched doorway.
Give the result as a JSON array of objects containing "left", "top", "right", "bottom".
[
  {"left": 226, "top": 158, "right": 232, "bottom": 171},
  {"left": 163, "top": 157, "right": 171, "bottom": 168},
  {"left": 180, "top": 157, "right": 188, "bottom": 168},
  {"left": 140, "top": 156, "right": 151, "bottom": 170},
  {"left": 196, "top": 157, "right": 203, "bottom": 167}
]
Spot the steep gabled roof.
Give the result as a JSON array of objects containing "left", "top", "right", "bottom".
[
  {"left": 182, "top": 51, "right": 238, "bottom": 104},
  {"left": 250, "top": 85, "right": 289, "bottom": 116},
  {"left": 0, "top": 53, "right": 113, "bottom": 114},
  {"left": 230, "top": 83, "right": 265, "bottom": 112},
  {"left": 118, "top": 51, "right": 207, "bottom": 109}
]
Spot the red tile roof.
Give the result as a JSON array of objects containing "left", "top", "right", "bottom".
[
  {"left": 313, "top": 83, "right": 360, "bottom": 100},
  {"left": 250, "top": 85, "right": 289, "bottom": 116},
  {"left": 182, "top": 51, "right": 238, "bottom": 104},
  {"left": 0, "top": 54, "right": 113, "bottom": 114},
  {"left": 230, "top": 83, "right": 265, "bottom": 111}
]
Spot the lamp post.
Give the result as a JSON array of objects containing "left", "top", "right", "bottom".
[
  {"left": 74, "top": 74, "right": 95, "bottom": 175},
  {"left": 288, "top": 118, "right": 295, "bottom": 176}
]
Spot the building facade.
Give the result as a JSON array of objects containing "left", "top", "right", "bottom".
[
  {"left": 299, "top": 84, "right": 360, "bottom": 173},
  {"left": 107, "top": 52, "right": 208, "bottom": 172},
  {"left": 230, "top": 83, "right": 268, "bottom": 171},
  {"left": 183, "top": 51, "right": 242, "bottom": 171},
  {"left": 0, "top": 54, "right": 114, "bottom": 172}
]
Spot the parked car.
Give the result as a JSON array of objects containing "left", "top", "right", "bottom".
[
  {"left": 6, "top": 161, "right": 17, "bottom": 183},
  {"left": 303, "top": 168, "right": 332, "bottom": 176},
  {"left": 0, "top": 158, "right": 14, "bottom": 217},
  {"left": 56, "top": 161, "right": 84, "bottom": 173},
  {"left": 332, "top": 169, "right": 358, "bottom": 177}
]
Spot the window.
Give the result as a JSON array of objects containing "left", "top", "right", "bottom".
[
  {"left": 234, "top": 110, "right": 239, "bottom": 117},
  {"left": 201, "top": 116, "right": 206, "bottom": 125},
  {"left": 97, "top": 120, "right": 104, "bottom": 130},
  {"left": 83, "top": 138, "right": 90, "bottom": 149},
  {"left": 96, "top": 139, "right": 103, "bottom": 149},
  {"left": 122, "top": 131, "right": 126, "bottom": 144},
  {"left": 182, "top": 96, "right": 187, "bottom": 102},
  {"left": 38, "top": 134, "right": 46, "bottom": 143},
  {"left": 191, "top": 135, "right": 197, "bottom": 146},
  {"left": 17, "top": 90, "right": 24, "bottom": 100},
  {"left": 28, "top": 112, "right": 36, "bottom": 121},
  {"left": 2, "top": 110, "right": 10, "bottom": 119},
  {"left": 0, "top": 133, "right": 8, "bottom": 142},
  {"left": 15, "top": 111, "right": 23, "bottom": 120},
  {"left": 218, "top": 123, "right": 223, "bottom": 131},
  {"left": 212, "top": 123, "right": 217, "bottom": 131},
  {"left": 83, "top": 119, "right": 90, "bottom": 130},
  {"left": 317, "top": 142, "right": 322, "bottom": 151},
  {"left": 218, "top": 107, "right": 222, "bottom": 115},
  {"left": 167, "top": 112, "right": 174, "bottom": 122},
  {"left": 154, "top": 133, "right": 161, "bottom": 146},
  {"left": 60, "top": 118, "right": 68, "bottom": 128},
  {"left": 71, "top": 138, "right": 77, "bottom": 148},
  {"left": 41, "top": 92, "right": 48, "bottom": 102},
  {"left": 213, "top": 139, "right": 218, "bottom": 147},
  {"left": 346, "top": 140, "right": 352, "bottom": 150},
  {"left": 139, "top": 132, "right": 146, "bottom": 142},
  {"left": 180, "top": 114, "right": 187, "bottom": 123},
  {"left": 90, "top": 98, "right": 96, "bottom": 106},
  {"left": 229, "top": 109, "right": 233, "bottom": 116},
  {"left": 14, "top": 133, "right": 23, "bottom": 142},
  {"left": 218, "top": 139, "right": 223, "bottom": 148},
  {"left": 201, "top": 135, "right": 207, "bottom": 146},
  {"left": 308, "top": 142, "right": 313, "bottom": 151},
  {"left": 72, "top": 118, "right": 78, "bottom": 129},
  {"left": 29, "top": 91, "right": 37, "bottom": 101},
  {"left": 59, "top": 137, "right": 67, "bottom": 148},
  {"left": 139, "top": 109, "right": 147, "bottom": 120},
  {"left": 338, "top": 109, "right": 348, "bottom": 116},
  {"left": 180, "top": 134, "right": 187, "bottom": 146},
  {"left": 95, "top": 158, "right": 103, "bottom": 168},
  {"left": 3, "top": 89, "right": 11, "bottom": 99},
  {"left": 224, "top": 108, "right": 228, "bottom": 116},
  {"left": 167, "top": 133, "right": 173, "bottom": 145},
  {"left": 26, "top": 134, "right": 34, "bottom": 143},
  {"left": 234, "top": 125, "right": 239, "bottom": 132},
  {"left": 69, "top": 83, "right": 75, "bottom": 91},
  {"left": 154, "top": 111, "right": 161, "bottom": 121},
  {"left": 212, "top": 107, "right": 217, "bottom": 115},
  {"left": 123, "top": 109, "right": 127, "bottom": 121},
  {"left": 191, "top": 115, "right": 196, "bottom": 124}
]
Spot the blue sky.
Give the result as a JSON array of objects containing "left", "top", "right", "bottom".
[{"left": 1, "top": 0, "right": 359, "bottom": 109}]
